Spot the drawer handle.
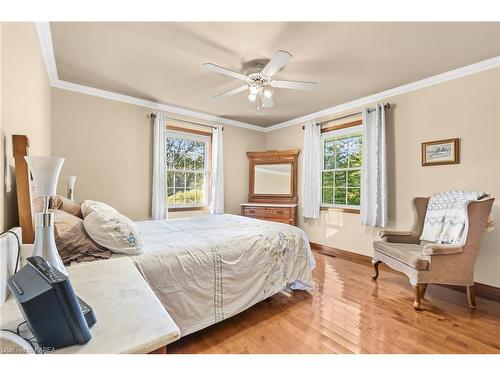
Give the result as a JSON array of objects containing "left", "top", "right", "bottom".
[
  {"left": 277, "top": 210, "right": 285, "bottom": 215},
  {"left": 249, "top": 209, "right": 256, "bottom": 213}
]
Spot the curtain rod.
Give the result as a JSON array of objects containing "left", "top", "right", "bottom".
[
  {"left": 302, "top": 103, "right": 391, "bottom": 130},
  {"left": 148, "top": 113, "right": 222, "bottom": 130}
]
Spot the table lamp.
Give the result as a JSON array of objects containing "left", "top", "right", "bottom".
[
  {"left": 25, "top": 156, "right": 67, "bottom": 275},
  {"left": 66, "top": 176, "right": 77, "bottom": 200}
]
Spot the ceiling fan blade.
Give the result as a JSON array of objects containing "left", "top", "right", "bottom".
[
  {"left": 203, "top": 63, "right": 248, "bottom": 81},
  {"left": 261, "top": 50, "right": 292, "bottom": 77},
  {"left": 271, "top": 80, "right": 317, "bottom": 91},
  {"left": 214, "top": 85, "right": 249, "bottom": 100},
  {"left": 262, "top": 94, "right": 274, "bottom": 109}
]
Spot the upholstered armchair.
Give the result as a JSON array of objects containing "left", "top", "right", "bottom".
[{"left": 371, "top": 196, "right": 495, "bottom": 310}]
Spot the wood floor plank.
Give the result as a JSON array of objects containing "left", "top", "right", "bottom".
[{"left": 168, "top": 251, "right": 500, "bottom": 354}]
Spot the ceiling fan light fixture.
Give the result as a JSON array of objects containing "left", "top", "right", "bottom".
[
  {"left": 249, "top": 84, "right": 259, "bottom": 95},
  {"left": 263, "top": 86, "right": 273, "bottom": 98},
  {"left": 205, "top": 50, "right": 316, "bottom": 111}
]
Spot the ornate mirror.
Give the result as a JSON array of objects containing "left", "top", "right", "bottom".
[{"left": 247, "top": 150, "right": 299, "bottom": 204}]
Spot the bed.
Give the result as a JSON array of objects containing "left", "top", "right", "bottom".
[
  {"left": 128, "top": 215, "right": 314, "bottom": 335},
  {"left": 12, "top": 135, "right": 315, "bottom": 336}
]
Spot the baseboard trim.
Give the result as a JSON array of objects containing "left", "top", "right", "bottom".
[
  {"left": 310, "top": 242, "right": 500, "bottom": 302},
  {"left": 310, "top": 242, "right": 372, "bottom": 265},
  {"left": 443, "top": 283, "right": 500, "bottom": 303}
]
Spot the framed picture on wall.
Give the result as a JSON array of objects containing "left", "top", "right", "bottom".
[{"left": 421, "top": 138, "right": 460, "bottom": 166}]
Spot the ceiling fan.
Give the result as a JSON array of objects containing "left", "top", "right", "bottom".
[{"left": 203, "top": 50, "right": 317, "bottom": 109}]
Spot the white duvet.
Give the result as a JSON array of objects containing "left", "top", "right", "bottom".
[{"left": 126, "top": 214, "right": 315, "bottom": 336}]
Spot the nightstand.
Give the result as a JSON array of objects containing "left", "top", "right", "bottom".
[{"left": 0, "top": 257, "right": 180, "bottom": 354}]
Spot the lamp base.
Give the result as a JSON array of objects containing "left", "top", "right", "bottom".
[{"left": 33, "top": 212, "right": 67, "bottom": 276}]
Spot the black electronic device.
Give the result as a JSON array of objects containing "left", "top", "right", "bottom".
[
  {"left": 7, "top": 256, "right": 95, "bottom": 350},
  {"left": 77, "top": 296, "right": 96, "bottom": 329}
]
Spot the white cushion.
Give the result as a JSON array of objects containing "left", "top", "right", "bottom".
[
  {"left": 83, "top": 203, "right": 143, "bottom": 255},
  {"left": 81, "top": 200, "right": 119, "bottom": 218}
]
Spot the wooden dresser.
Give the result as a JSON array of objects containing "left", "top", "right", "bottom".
[
  {"left": 241, "top": 203, "right": 298, "bottom": 226},
  {"left": 242, "top": 149, "right": 300, "bottom": 226}
]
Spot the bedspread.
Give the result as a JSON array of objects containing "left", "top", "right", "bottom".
[{"left": 127, "top": 214, "right": 315, "bottom": 336}]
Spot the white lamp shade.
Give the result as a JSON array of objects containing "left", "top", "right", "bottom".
[
  {"left": 66, "top": 175, "right": 77, "bottom": 190},
  {"left": 25, "top": 156, "right": 65, "bottom": 197}
]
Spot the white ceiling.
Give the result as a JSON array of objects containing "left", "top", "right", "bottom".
[{"left": 50, "top": 22, "right": 500, "bottom": 127}]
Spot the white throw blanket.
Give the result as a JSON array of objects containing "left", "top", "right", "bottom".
[{"left": 420, "top": 191, "right": 487, "bottom": 244}]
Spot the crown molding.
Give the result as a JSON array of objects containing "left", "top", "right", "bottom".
[
  {"left": 265, "top": 56, "right": 500, "bottom": 132},
  {"left": 34, "top": 22, "right": 266, "bottom": 133},
  {"left": 36, "top": 22, "right": 500, "bottom": 134},
  {"left": 35, "top": 22, "right": 59, "bottom": 86},
  {"left": 52, "top": 79, "right": 266, "bottom": 132}
]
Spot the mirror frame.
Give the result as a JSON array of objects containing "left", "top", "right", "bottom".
[{"left": 247, "top": 150, "right": 300, "bottom": 204}]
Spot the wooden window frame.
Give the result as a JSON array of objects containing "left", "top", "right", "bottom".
[
  {"left": 320, "top": 119, "right": 362, "bottom": 214},
  {"left": 166, "top": 125, "right": 212, "bottom": 212}
]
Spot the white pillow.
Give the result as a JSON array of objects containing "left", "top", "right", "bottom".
[
  {"left": 81, "top": 200, "right": 119, "bottom": 218},
  {"left": 83, "top": 204, "right": 143, "bottom": 255}
]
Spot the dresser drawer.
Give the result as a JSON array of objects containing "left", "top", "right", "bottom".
[
  {"left": 264, "top": 207, "right": 292, "bottom": 218},
  {"left": 242, "top": 207, "right": 267, "bottom": 216},
  {"left": 243, "top": 206, "right": 292, "bottom": 217},
  {"left": 241, "top": 205, "right": 297, "bottom": 226}
]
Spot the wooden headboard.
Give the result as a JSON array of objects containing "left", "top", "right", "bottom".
[{"left": 12, "top": 134, "right": 44, "bottom": 244}]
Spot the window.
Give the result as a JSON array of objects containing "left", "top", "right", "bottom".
[
  {"left": 166, "top": 130, "right": 210, "bottom": 208},
  {"left": 321, "top": 125, "right": 362, "bottom": 209}
]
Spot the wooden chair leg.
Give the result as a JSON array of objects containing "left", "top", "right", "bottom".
[
  {"left": 371, "top": 260, "right": 381, "bottom": 280},
  {"left": 413, "top": 284, "right": 426, "bottom": 310},
  {"left": 420, "top": 284, "right": 428, "bottom": 300},
  {"left": 466, "top": 285, "right": 476, "bottom": 308}
]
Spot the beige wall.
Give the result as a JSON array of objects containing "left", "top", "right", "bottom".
[
  {"left": 52, "top": 89, "right": 152, "bottom": 220},
  {"left": 265, "top": 67, "right": 500, "bottom": 287},
  {"left": 222, "top": 124, "right": 265, "bottom": 213},
  {"left": 51, "top": 88, "right": 264, "bottom": 220},
  {"left": 0, "top": 22, "right": 52, "bottom": 232}
]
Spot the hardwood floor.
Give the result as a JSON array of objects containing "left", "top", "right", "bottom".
[{"left": 168, "top": 251, "right": 500, "bottom": 354}]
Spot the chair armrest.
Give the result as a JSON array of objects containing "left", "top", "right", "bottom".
[
  {"left": 422, "top": 243, "right": 464, "bottom": 256},
  {"left": 379, "top": 230, "right": 421, "bottom": 244}
]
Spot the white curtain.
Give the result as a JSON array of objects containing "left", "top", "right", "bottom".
[
  {"left": 361, "top": 104, "right": 388, "bottom": 227},
  {"left": 152, "top": 112, "right": 168, "bottom": 220},
  {"left": 210, "top": 124, "right": 224, "bottom": 214},
  {"left": 302, "top": 120, "right": 322, "bottom": 219}
]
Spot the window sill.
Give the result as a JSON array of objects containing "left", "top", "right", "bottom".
[
  {"left": 320, "top": 206, "right": 360, "bottom": 214},
  {"left": 168, "top": 206, "right": 208, "bottom": 212}
]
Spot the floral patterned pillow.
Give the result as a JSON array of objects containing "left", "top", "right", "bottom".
[{"left": 83, "top": 203, "right": 143, "bottom": 255}]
